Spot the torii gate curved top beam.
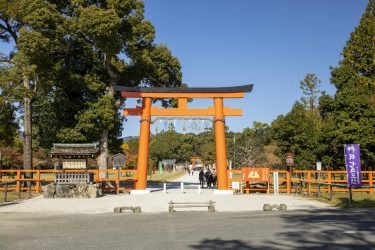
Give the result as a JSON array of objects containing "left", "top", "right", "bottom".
[
  {"left": 114, "top": 84, "right": 253, "bottom": 193},
  {"left": 113, "top": 84, "right": 253, "bottom": 93}
]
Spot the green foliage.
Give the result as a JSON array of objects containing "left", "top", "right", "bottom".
[
  {"left": 148, "top": 122, "right": 271, "bottom": 167},
  {"left": 252, "top": 121, "right": 272, "bottom": 145},
  {"left": 331, "top": 0, "right": 375, "bottom": 90},
  {"left": 319, "top": 0, "right": 375, "bottom": 168},
  {"left": 271, "top": 102, "right": 320, "bottom": 170},
  {"left": 1, "top": 0, "right": 183, "bottom": 157},
  {"left": 271, "top": 1, "right": 374, "bottom": 170},
  {"left": 198, "top": 132, "right": 216, "bottom": 164},
  {"left": 300, "top": 73, "right": 321, "bottom": 111},
  {"left": 0, "top": 101, "right": 18, "bottom": 147},
  {"left": 149, "top": 130, "right": 196, "bottom": 163}
]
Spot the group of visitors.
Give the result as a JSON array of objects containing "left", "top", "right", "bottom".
[
  {"left": 185, "top": 165, "right": 194, "bottom": 175},
  {"left": 198, "top": 169, "right": 217, "bottom": 188}
]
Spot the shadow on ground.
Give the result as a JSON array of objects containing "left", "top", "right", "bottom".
[
  {"left": 189, "top": 209, "right": 375, "bottom": 249},
  {"left": 189, "top": 238, "right": 255, "bottom": 250},
  {"left": 262, "top": 209, "right": 375, "bottom": 249}
]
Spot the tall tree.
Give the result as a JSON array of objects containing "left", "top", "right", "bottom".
[
  {"left": 300, "top": 73, "right": 321, "bottom": 111},
  {"left": 0, "top": 0, "right": 62, "bottom": 173},
  {"left": 271, "top": 102, "right": 320, "bottom": 169},
  {"left": 319, "top": 0, "right": 375, "bottom": 168},
  {"left": 0, "top": 55, "right": 18, "bottom": 147},
  {"left": 50, "top": 1, "right": 183, "bottom": 177}
]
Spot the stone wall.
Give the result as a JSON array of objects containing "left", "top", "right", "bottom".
[{"left": 43, "top": 183, "right": 103, "bottom": 198}]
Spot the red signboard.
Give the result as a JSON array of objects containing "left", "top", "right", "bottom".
[{"left": 242, "top": 168, "right": 270, "bottom": 182}]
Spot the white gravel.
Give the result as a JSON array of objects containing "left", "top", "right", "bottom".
[{"left": 0, "top": 172, "right": 334, "bottom": 214}]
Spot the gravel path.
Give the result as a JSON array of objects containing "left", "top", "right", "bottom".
[{"left": 0, "top": 172, "right": 334, "bottom": 214}]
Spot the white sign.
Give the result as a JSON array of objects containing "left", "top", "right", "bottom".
[
  {"left": 232, "top": 181, "right": 240, "bottom": 189},
  {"left": 316, "top": 162, "right": 322, "bottom": 171},
  {"left": 62, "top": 159, "right": 86, "bottom": 169},
  {"left": 273, "top": 172, "right": 279, "bottom": 194},
  {"left": 229, "top": 160, "right": 232, "bottom": 179}
]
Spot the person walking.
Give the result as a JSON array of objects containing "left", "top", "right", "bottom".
[{"left": 199, "top": 170, "right": 205, "bottom": 188}]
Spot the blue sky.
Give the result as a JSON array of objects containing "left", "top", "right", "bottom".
[
  {"left": 0, "top": 1, "right": 368, "bottom": 137},
  {"left": 120, "top": 0, "right": 368, "bottom": 137}
]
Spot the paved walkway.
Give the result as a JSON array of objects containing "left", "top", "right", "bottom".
[{"left": 0, "top": 172, "right": 334, "bottom": 214}]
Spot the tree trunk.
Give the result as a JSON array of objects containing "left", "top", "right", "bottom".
[
  {"left": 97, "top": 52, "right": 120, "bottom": 180},
  {"left": 23, "top": 78, "right": 32, "bottom": 178},
  {"left": 98, "top": 129, "right": 109, "bottom": 179}
]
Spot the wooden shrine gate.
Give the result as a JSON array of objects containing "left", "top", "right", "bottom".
[{"left": 114, "top": 85, "right": 253, "bottom": 193}]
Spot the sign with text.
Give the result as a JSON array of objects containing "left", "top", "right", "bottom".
[
  {"left": 344, "top": 144, "right": 362, "bottom": 187},
  {"left": 316, "top": 162, "right": 322, "bottom": 171},
  {"left": 62, "top": 159, "right": 86, "bottom": 169},
  {"left": 231, "top": 181, "right": 240, "bottom": 189},
  {"left": 112, "top": 153, "right": 126, "bottom": 168},
  {"left": 273, "top": 172, "right": 279, "bottom": 194},
  {"left": 286, "top": 152, "right": 294, "bottom": 169},
  {"left": 242, "top": 168, "right": 269, "bottom": 182}
]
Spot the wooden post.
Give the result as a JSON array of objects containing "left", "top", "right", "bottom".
[
  {"left": 28, "top": 182, "right": 32, "bottom": 198},
  {"left": 286, "top": 171, "right": 291, "bottom": 195},
  {"left": 214, "top": 97, "right": 228, "bottom": 190},
  {"left": 307, "top": 171, "right": 311, "bottom": 196},
  {"left": 36, "top": 170, "right": 41, "bottom": 193},
  {"left": 329, "top": 184, "right": 333, "bottom": 201},
  {"left": 317, "top": 183, "right": 321, "bottom": 198},
  {"left": 16, "top": 169, "right": 21, "bottom": 193},
  {"left": 136, "top": 97, "right": 152, "bottom": 190},
  {"left": 116, "top": 168, "right": 120, "bottom": 194},
  {"left": 348, "top": 186, "right": 353, "bottom": 208},
  {"left": 328, "top": 171, "right": 332, "bottom": 184},
  {"left": 369, "top": 172, "right": 373, "bottom": 194},
  {"left": 4, "top": 183, "right": 8, "bottom": 202},
  {"left": 18, "top": 181, "right": 21, "bottom": 199},
  {"left": 96, "top": 169, "right": 100, "bottom": 182}
]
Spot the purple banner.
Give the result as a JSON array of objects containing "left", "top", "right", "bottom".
[{"left": 344, "top": 144, "right": 362, "bottom": 187}]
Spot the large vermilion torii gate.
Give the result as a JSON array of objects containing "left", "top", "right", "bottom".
[{"left": 113, "top": 85, "right": 253, "bottom": 194}]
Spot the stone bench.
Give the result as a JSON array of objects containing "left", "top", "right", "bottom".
[
  {"left": 169, "top": 200, "right": 215, "bottom": 213},
  {"left": 114, "top": 206, "right": 141, "bottom": 213}
]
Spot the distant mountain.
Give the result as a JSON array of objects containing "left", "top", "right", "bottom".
[{"left": 122, "top": 136, "right": 139, "bottom": 142}]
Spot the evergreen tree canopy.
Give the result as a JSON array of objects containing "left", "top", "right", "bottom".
[
  {"left": 320, "top": 0, "right": 375, "bottom": 168},
  {"left": 271, "top": 102, "right": 320, "bottom": 169}
]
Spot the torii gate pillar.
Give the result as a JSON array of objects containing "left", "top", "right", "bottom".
[
  {"left": 136, "top": 97, "right": 152, "bottom": 190},
  {"left": 214, "top": 97, "right": 228, "bottom": 190}
]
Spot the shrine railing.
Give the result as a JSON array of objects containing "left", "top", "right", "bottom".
[
  {"left": 0, "top": 169, "right": 138, "bottom": 193},
  {"left": 227, "top": 170, "right": 375, "bottom": 194}
]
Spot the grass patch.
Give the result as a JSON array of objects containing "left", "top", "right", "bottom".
[
  {"left": 147, "top": 171, "right": 186, "bottom": 185},
  {"left": 0, "top": 190, "right": 36, "bottom": 204},
  {"left": 311, "top": 192, "right": 375, "bottom": 208}
]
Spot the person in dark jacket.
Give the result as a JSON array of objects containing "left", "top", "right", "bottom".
[
  {"left": 212, "top": 173, "right": 217, "bottom": 188},
  {"left": 207, "top": 172, "right": 213, "bottom": 188},
  {"left": 199, "top": 170, "right": 205, "bottom": 188}
]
